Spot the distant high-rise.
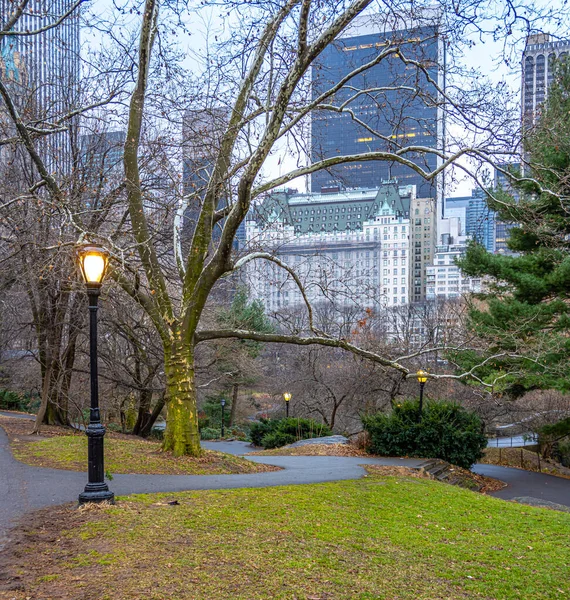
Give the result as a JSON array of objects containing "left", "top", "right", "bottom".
[
  {"left": 493, "top": 163, "right": 520, "bottom": 254},
  {"left": 181, "top": 108, "right": 246, "bottom": 248},
  {"left": 0, "top": 1, "right": 81, "bottom": 171},
  {"left": 80, "top": 131, "right": 125, "bottom": 177},
  {"left": 310, "top": 12, "right": 444, "bottom": 204},
  {"left": 447, "top": 189, "right": 496, "bottom": 254},
  {"left": 522, "top": 33, "right": 570, "bottom": 126}
]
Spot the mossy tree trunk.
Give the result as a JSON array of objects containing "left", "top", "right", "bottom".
[{"left": 162, "top": 335, "right": 201, "bottom": 456}]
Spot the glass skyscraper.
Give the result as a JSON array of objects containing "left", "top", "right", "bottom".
[
  {"left": 0, "top": 1, "right": 80, "bottom": 171},
  {"left": 310, "top": 14, "right": 444, "bottom": 201},
  {"left": 446, "top": 189, "right": 496, "bottom": 254}
]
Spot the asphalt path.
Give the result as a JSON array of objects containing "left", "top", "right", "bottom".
[
  {"left": 1, "top": 413, "right": 570, "bottom": 550},
  {"left": 472, "top": 464, "right": 570, "bottom": 506}
]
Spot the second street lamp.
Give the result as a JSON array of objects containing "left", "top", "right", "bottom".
[
  {"left": 77, "top": 244, "right": 114, "bottom": 505},
  {"left": 220, "top": 398, "right": 226, "bottom": 438},
  {"left": 283, "top": 392, "right": 291, "bottom": 418},
  {"left": 416, "top": 370, "right": 428, "bottom": 422}
]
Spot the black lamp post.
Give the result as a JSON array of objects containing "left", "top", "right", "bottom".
[
  {"left": 220, "top": 398, "right": 226, "bottom": 438},
  {"left": 283, "top": 392, "right": 291, "bottom": 418},
  {"left": 416, "top": 369, "right": 428, "bottom": 422},
  {"left": 77, "top": 244, "right": 114, "bottom": 505}
]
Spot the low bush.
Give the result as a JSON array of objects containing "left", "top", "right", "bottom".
[
  {"left": 362, "top": 400, "right": 487, "bottom": 469},
  {"left": 539, "top": 417, "right": 570, "bottom": 466},
  {"left": 249, "top": 418, "right": 278, "bottom": 446},
  {"left": 252, "top": 417, "right": 333, "bottom": 449},
  {"left": 260, "top": 431, "right": 297, "bottom": 449},
  {"left": 200, "top": 427, "right": 221, "bottom": 441},
  {"left": 0, "top": 389, "right": 40, "bottom": 414},
  {"left": 227, "top": 425, "right": 249, "bottom": 441}
]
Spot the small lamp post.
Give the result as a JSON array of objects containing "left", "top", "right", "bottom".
[
  {"left": 77, "top": 244, "right": 114, "bottom": 505},
  {"left": 283, "top": 392, "right": 291, "bottom": 418},
  {"left": 416, "top": 369, "right": 428, "bottom": 421},
  {"left": 220, "top": 398, "right": 226, "bottom": 438}
]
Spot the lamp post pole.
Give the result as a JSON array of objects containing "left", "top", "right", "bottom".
[
  {"left": 221, "top": 398, "right": 226, "bottom": 438},
  {"left": 418, "top": 381, "right": 425, "bottom": 419},
  {"left": 78, "top": 245, "right": 114, "bottom": 505},
  {"left": 416, "top": 370, "right": 428, "bottom": 423},
  {"left": 283, "top": 392, "right": 291, "bottom": 418}
]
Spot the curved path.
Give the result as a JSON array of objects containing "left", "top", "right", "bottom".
[{"left": 2, "top": 414, "right": 570, "bottom": 550}]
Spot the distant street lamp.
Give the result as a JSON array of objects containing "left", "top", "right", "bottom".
[
  {"left": 77, "top": 244, "right": 114, "bottom": 505},
  {"left": 416, "top": 370, "right": 428, "bottom": 421},
  {"left": 283, "top": 392, "right": 291, "bottom": 418},
  {"left": 220, "top": 398, "right": 226, "bottom": 438}
]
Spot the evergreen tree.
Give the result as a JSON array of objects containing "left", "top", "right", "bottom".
[
  {"left": 456, "top": 59, "right": 570, "bottom": 397},
  {"left": 213, "top": 288, "right": 274, "bottom": 425}
]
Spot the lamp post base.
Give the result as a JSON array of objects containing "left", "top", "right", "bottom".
[{"left": 78, "top": 484, "right": 115, "bottom": 505}]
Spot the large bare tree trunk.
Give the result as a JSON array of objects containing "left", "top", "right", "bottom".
[{"left": 162, "top": 337, "right": 201, "bottom": 456}]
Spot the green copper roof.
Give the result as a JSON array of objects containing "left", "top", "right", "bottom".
[{"left": 254, "top": 182, "right": 412, "bottom": 234}]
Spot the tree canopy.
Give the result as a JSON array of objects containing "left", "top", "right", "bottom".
[{"left": 457, "top": 58, "right": 570, "bottom": 397}]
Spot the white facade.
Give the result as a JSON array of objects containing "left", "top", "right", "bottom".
[
  {"left": 426, "top": 236, "right": 482, "bottom": 301},
  {"left": 244, "top": 184, "right": 417, "bottom": 313}
]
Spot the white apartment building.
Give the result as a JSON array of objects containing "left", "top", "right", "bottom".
[
  {"left": 426, "top": 217, "right": 482, "bottom": 300},
  {"left": 244, "top": 182, "right": 421, "bottom": 313}
]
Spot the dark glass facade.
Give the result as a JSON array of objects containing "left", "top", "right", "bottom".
[
  {"left": 493, "top": 163, "right": 520, "bottom": 254},
  {"left": 311, "top": 24, "right": 441, "bottom": 198}
]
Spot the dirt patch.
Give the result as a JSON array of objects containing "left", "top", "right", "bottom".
[
  {"left": 0, "top": 504, "right": 95, "bottom": 599},
  {"left": 365, "top": 465, "right": 431, "bottom": 479},
  {"left": 248, "top": 442, "right": 368, "bottom": 457},
  {"left": 0, "top": 415, "right": 80, "bottom": 440},
  {"left": 364, "top": 464, "right": 506, "bottom": 494}
]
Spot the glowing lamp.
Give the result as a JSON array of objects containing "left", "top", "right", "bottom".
[
  {"left": 416, "top": 370, "right": 428, "bottom": 384},
  {"left": 78, "top": 245, "right": 110, "bottom": 287}
]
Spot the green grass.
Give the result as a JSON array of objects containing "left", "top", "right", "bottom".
[
  {"left": 11, "top": 434, "right": 277, "bottom": 475},
  {"left": 20, "top": 473, "right": 570, "bottom": 599}
]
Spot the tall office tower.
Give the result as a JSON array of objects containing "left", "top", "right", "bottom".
[
  {"left": 180, "top": 108, "right": 247, "bottom": 245},
  {"left": 310, "top": 12, "right": 444, "bottom": 206},
  {"left": 465, "top": 188, "right": 495, "bottom": 254},
  {"left": 447, "top": 190, "right": 495, "bottom": 253},
  {"left": 522, "top": 34, "right": 570, "bottom": 126},
  {"left": 493, "top": 163, "right": 520, "bottom": 254},
  {"left": 444, "top": 196, "right": 470, "bottom": 236},
  {"left": 79, "top": 131, "right": 125, "bottom": 202},
  {"left": 0, "top": 1, "right": 80, "bottom": 172},
  {"left": 409, "top": 196, "right": 437, "bottom": 303}
]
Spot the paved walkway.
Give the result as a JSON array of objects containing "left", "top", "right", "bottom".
[{"left": 2, "top": 413, "right": 570, "bottom": 550}]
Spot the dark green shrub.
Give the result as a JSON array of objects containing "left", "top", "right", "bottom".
[
  {"left": 558, "top": 439, "right": 570, "bottom": 467},
  {"left": 200, "top": 427, "right": 221, "bottom": 440},
  {"left": 201, "top": 394, "right": 231, "bottom": 430},
  {"left": 261, "top": 431, "right": 297, "bottom": 449},
  {"left": 252, "top": 417, "right": 333, "bottom": 449},
  {"left": 249, "top": 418, "right": 279, "bottom": 446},
  {"left": 0, "top": 389, "right": 40, "bottom": 413},
  {"left": 539, "top": 417, "right": 570, "bottom": 464},
  {"left": 362, "top": 400, "right": 487, "bottom": 469}
]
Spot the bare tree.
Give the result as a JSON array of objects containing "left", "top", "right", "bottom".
[{"left": 2, "top": 0, "right": 564, "bottom": 454}]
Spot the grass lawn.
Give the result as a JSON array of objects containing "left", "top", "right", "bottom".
[
  {"left": 0, "top": 417, "right": 277, "bottom": 475},
  {"left": 2, "top": 471, "right": 568, "bottom": 599}
]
